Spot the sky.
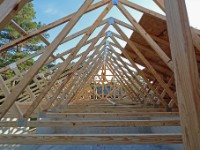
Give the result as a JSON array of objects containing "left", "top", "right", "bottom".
[{"left": 32, "top": 0, "right": 200, "bottom": 65}]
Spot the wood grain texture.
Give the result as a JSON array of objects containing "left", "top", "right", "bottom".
[
  {"left": 0, "top": 120, "right": 180, "bottom": 127},
  {"left": 0, "top": 134, "right": 182, "bottom": 144},
  {"left": 165, "top": 0, "right": 200, "bottom": 149},
  {"left": 0, "top": 0, "right": 94, "bottom": 119}
]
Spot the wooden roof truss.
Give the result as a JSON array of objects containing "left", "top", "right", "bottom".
[{"left": 0, "top": 0, "right": 199, "bottom": 149}]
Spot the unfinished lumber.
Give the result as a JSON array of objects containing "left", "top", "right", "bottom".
[{"left": 165, "top": 0, "right": 200, "bottom": 149}]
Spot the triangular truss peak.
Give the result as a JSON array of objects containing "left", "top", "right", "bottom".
[{"left": 0, "top": 0, "right": 200, "bottom": 148}]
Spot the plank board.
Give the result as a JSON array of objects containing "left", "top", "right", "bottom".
[
  {"left": 0, "top": 119, "right": 180, "bottom": 127},
  {"left": 0, "top": 134, "right": 182, "bottom": 144}
]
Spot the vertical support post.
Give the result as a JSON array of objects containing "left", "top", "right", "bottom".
[{"left": 165, "top": 0, "right": 200, "bottom": 149}]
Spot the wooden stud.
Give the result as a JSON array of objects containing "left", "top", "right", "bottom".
[{"left": 165, "top": 0, "right": 200, "bottom": 149}]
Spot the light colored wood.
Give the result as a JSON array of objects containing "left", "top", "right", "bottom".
[
  {"left": 107, "top": 63, "right": 139, "bottom": 100},
  {"left": 108, "top": 56, "right": 145, "bottom": 101},
  {"left": 120, "top": 0, "right": 165, "bottom": 20},
  {"left": 0, "top": 120, "right": 180, "bottom": 127},
  {"left": 53, "top": 55, "right": 103, "bottom": 107},
  {"left": 52, "top": 3, "right": 113, "bottom": 107},
  {"left": 9, "top": 20, "right": 51, "bottom": 48},
  {"left": 0, "top": 134, "right": 182, "bottom": 144},
  {"left": 109, "top": 48, "right": 156, "bottom": 105},
  {"left": 4, "top": 111, "right": 179, "bottom": 119},
  {"left": 52, "top": 26, "right": 108, "bottom": 102},
  {"left": 12, "top": 66, "right": 36, "bottom": 100},
  {"left": 106, "top": 64, "right": 137, "bottom": 100},
  {"left": 153, "top": 0, "right": 165, "bottom": 12},
  {"left": 69, "top": 65, "right": 103, "bottom": 102},
  {"left": 165, "top": 0, "right": 200, "bottom": 149},
  {"left": 110, "top": 32, "right": 173, "bottom": 107},
  {"left": 61, "top": 58, "right": 103, "bottom": 106},
  {"left": 0, "top": 0, "right": 110, "bottom": 53},
  {"left": 0, "top": 1, "right": 198, "bottom": 148},
  {"left": 0, "top": 0, "right": 94, "bottom": 119},
  {"left": 59, "top": 105, "right": 178, "bottom": 113},
  {"left": 117, "top": 2, "right": 173, "bottom": 70},
  {"left": 0, "top": 26, "right": 104, "bottom": 73},
  {"left": 191, "top": 27, "right": 200, "bottom": 51},
  {"left": 23, "top": 20, "right": 109, "bottom": 117},
  {"left": 0, "top": 0, "right": 29, "bottom": 29},
  {"left": 112, "top": 23, "right": 177, "bottom": 107},
  {"left": 45, "top": 46, "right": 105, "bottom": 111}
]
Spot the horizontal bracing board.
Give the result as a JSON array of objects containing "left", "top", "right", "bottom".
[
  {"left": 58, "top": 107, "right": 179, "bottom": 113},
  {"left": 0, "top": 134, "right": 182, "bottom": 144},
  {"left": 0, "top": 119, "right": 180, "bottom": 127},
  {"left": 4, "top": 112, "right": 179, "bottom": 118}
]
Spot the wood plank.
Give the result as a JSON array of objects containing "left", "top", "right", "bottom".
[
  {"left": 4, "top": 112, "right": 179, "bottom": 118},
  {"left": 44, "top": 50, "right": 104, "bottom": 111},
  {"left": 191, "top": 27, "right": 200, "bottom": 51},
  {"left": 165, "top": 0, "right": 200, "bottom": 149},
  {"left": 59, "top": 106, "right": 178, "bottom": 113},
  {"left": 108, "top": 50, "right": 156, "bottom": 105},
  {"left": 61, "top": 58, "right": 103, "bottom": 106},
  {"left": 120, "top": 0, "right": 165, "bottom": 20},
  {"left": 9, "top": 20, "right": 50, "bottom": 46},
  {"left": 0, "top": 120, "right": 180, "bottom": 127},
  {"left": 24, "top": 5, "right": 111, "bottom": 114},
  {"left": 106, "top": 65, "right": 137, "bottom": 100},
  {"left": 153, "top": 0, "right": 165, "bottom": 11},
  {"left": 112, "top": 24, "right": 177, "bottom": 107},
  {"left": 0, "top": 134, "right": 182, "bottom": 144},
  {"left": 0, "top": 0, "right": 94, "bottom": 119},
  {"left": 108, "top": 57, "right": 143, "bottom": 100},
  {"left": 117, "top": 2, "right": 173, "bottom": 70},
  {"left": 107, "top": 63, "right": 139, "bottom": 100},
  {"left": 0, "top": 0, "right": 29, "bottom": 29},
  {"left": 42, "top": 27, "right": 108, "bottom": 112}
]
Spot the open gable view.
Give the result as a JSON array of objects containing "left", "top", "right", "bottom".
[{"left": 0, "top": 0, "right": 200, "bottom": 149}]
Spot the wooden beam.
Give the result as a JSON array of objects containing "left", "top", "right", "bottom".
[
  {"left": 165, "top": 0, "right": 200, "bottom": 149},
  {"left": 0, "top": 22, "right": 105, "bottom": 73},
  {"left": 108, "top": 56, "right": 146, "bottom": 101},
  {"left": 110, "top": 31, "right": 175, "bottom": 107},
  {"left": 120, "top": 0, "right": 165, "bottom": 20},
  {"left": 0, "top": 0, "right": 110, "bottom": 53},
  {"left": 0, "top": 134, "right": 182, "bottom": 144},
  {"left": 0, "top": 0, "right": 94, "bottom": 119},
  {"left": 60, "top": 58, "right": 104, "bottom": 107},
  {"left": 0, "top": 120, "right": 180, "bottom": 127},
  {"left": 23, "top": 22, "right": 109, "bottom": 117},
  {"left": 59, "top": 106, "right": 178, "bottom": 113},
  {"left": 107, "top": 63, "right": 139, "bottom": 100},
  {"left": 153, "top": 0, "right": 165, "bottom": 12},
  {"left": 9, "top": 20, "right": 50, "bottom": 46},
  {"left": 109, "top": 49, "right": 157, "bottom": 105},
  {"left": 4, "top": 112, "right": 179, "bottom": 118},
  {"left": 0, "top": 0, "right": 29, "bottom": 29},
  {"left": 117, "top": 2, "right": 173, "bottom": 70},
  {"left": 112, "top": 23, "right": 177, "bottom": 107},
  {"left": 107, "top": 64, "right": 137, "bottom": 100},
  {"left": 58, "top": 54, "right": 103, "bottom": 103},
  {"left": 191, "top": 27, "right": 200, "bottom": 51},
  {"left": 44, "top": 42, "right": 105, "bottom": 111}
]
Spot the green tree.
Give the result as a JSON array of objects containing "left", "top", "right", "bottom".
[{"left": 0, "top": 2, "right": 49, "bottom": 80}]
